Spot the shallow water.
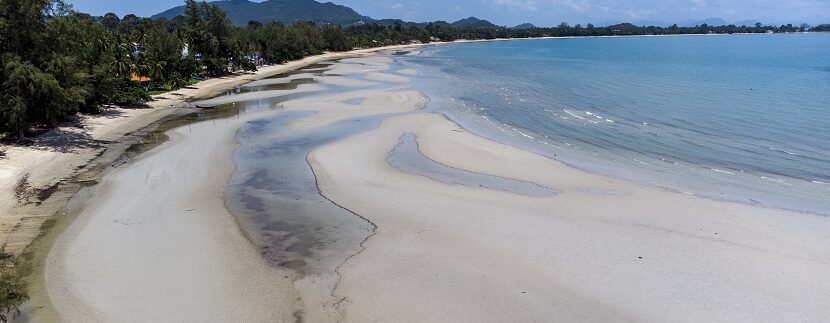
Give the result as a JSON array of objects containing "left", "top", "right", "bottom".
[
  {"left": 220, "top": 60, "right": 414, "bottom": 275},
  {"left": 227, "top": 111, "right": 388, "bottom": 275},
  {"left": 387, "top": 132, "right": 557, "bottom": 197},
  {"left": 404, "top": 34, "right": 830, "bottom": 215}
]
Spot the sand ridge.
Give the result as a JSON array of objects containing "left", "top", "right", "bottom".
[{"left": 309, "top": 112, "right": 830, "bottom": 322}]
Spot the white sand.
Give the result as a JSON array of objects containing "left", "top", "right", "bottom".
[
  {"left": 45, "top": 107, "right": 304, "bottom": 322},
  {"left": 309, "top": 113, "right": 830, "bottom": 322},
  {"left": 284, "top": 88, "right": 426, "bottom": 131},
  {"left": 364, "top": 72, "right": 411, "bottom": 83}
]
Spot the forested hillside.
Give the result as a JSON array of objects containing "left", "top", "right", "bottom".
[{"left": 153, "top": 0, "right": 371, "bottom": 26}]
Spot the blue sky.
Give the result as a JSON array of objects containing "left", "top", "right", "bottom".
[{"left": 66, "top": 0, "right": 830, "bottom": 26}]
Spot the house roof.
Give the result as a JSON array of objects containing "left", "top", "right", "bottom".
[{"left": 130, "top": 73, "right": 151, "bottom": 82}]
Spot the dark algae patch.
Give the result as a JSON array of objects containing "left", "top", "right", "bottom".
[
  {"left": 227, "top": 112, "right": 387, "bottom": 275},
  {"left": 121, "top": 68, "right": 325, "bottom": 161}
]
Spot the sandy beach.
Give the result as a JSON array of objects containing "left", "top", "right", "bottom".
[
  {"left": 41, "top": 53, "right": 430, "bottom": 322},
  {"left": 24, "top": 46, "right": 830, "bottom": 322},
  {"left": 0, "top": 44, "right": 429, "bottom": 321},
  {"left": 46, "top": 107, "right": 301, "bottom": 322},
  {"left": 0, "top": 44, "right": 429, "bottom": 258}
]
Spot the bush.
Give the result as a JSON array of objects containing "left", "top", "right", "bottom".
[
  {"left": 108, "top": 78, "right": 151, "bottom": 105},
  {"left": 0, "top": 246, "right": 27, "bottom": 323}
]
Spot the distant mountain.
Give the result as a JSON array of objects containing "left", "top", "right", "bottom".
[
  {"left": 450, "top": 17, "right": 500, "bottom": 29},
  {"left": 679, "top": 17, "right": 728, "bottom": 27},
  {"left": 372, "top": 18, "right": 410, "bottom": 26},
  {"left": 151, "top": 0, "right": 372, "bottom": 26},
  {"left": 734, "top": 19, "right": 761, "bottom": 27},
  {"left": 512, "top": 23, "right": 537, "bottom": 29}
]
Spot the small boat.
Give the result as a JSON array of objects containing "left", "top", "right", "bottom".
[{"left": 195, "top": 104, "right": 216, "bottom": 109}]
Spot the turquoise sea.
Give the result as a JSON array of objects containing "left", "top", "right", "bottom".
[{"left": 402, "top": 34, "right": 830, "bottom": 215}]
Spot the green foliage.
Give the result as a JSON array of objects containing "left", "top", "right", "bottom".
[
  {"left": 0, "top": 0, "right": 49, "bottom": 62},
  {"left": 107, "top": 77, "right": 151, "bottom": 105},
  {"left": 153, "top": 0, "right": 369, "bottom": 27},
  {"left": 322, "top": 25, "right": 350, "bottom": 51},
  {"left": 0, "top": 55, "right": 84, "bottom": 136},
  {"left": 0, "top": 245, "right": 27, "bottom": 323},
  {"left": 183, "top": 1, "right": 243, "bottom": 75}
]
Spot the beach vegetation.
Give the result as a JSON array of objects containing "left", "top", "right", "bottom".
[{"left": 0, "top": 245, "right": 27, "bottom": 323}]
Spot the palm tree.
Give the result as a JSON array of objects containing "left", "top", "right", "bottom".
[
  {"left": 144, "top": 54, "right": 167, "bottom": 90},
  {"left": 130, "top": 58, "right": 148, "bottom": 84},
  {"left": 111, "top": 35, "right": 134, "bottom": 78},
  {"left": 131, "top": 26, "right": 147, "bottom": 46}
]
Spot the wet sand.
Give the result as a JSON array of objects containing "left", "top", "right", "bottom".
[
  {"left": 311, "top": 112, "right": 830, "bottom": 322},
  {"left": 0, "top": 43, "right": 435, "bottom": 259},
  {"left": 44, "top": 54, "right": 429, "bottom": 322},
  {"left": 44, "top": 49, "right": 830, "bottom": 322},
  {"left": 46, "top": 107, "right": 301, "bottom": 322}
]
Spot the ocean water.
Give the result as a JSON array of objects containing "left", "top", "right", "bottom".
[{"left": 402, "top": 34, "right": 830, "bottom": 215}]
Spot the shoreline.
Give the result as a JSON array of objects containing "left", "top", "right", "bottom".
[
  {"left": 412, "top": 35, "right": 830, "bottom": 217},
  {"left": 8, "top": 36, "right": 830, "bottom": 321},
  {"left": 435, "top": 107, "right": 829, "bottom": 218},
  {"left": 310, "top": 111, "right": 830, "bottom": 321},
  {"left": 38, "top": 53, "right": 431, "bottom": 322},
  {"left": 1, "top": 32, "right": 818, "bottom": 257}
]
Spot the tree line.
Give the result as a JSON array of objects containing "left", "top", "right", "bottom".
[{"left": 0, "top": 0, "right": 827, "bottom": 141}]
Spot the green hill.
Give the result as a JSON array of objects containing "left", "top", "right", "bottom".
[
  {"left": 512, "top": 23, "right": 537, "bottom": 29},
  {"left": 152, "top": 1, "right": 508, "bottom": 30},
  {"left": 151, "top": 0, "right": 372, "bottom": 26},
  {"left": 450, "top": 17, "right": 500, "bottom": 29},
  {"left": 812, "top": 24, "right": 830, "bottom": 32}
]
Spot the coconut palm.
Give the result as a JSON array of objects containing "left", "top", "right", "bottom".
[
  {"left": 144, "top": 54, "right": 167, "bottom": 90},
  {"left": 131, "top": 26, "right": 148, "bottom": 46},
  {"left": 111, "top": 35, "right": 134, "bottom": 78},
  {"left": 130, "top": 58, "right": 148, "bottom": 83}
]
